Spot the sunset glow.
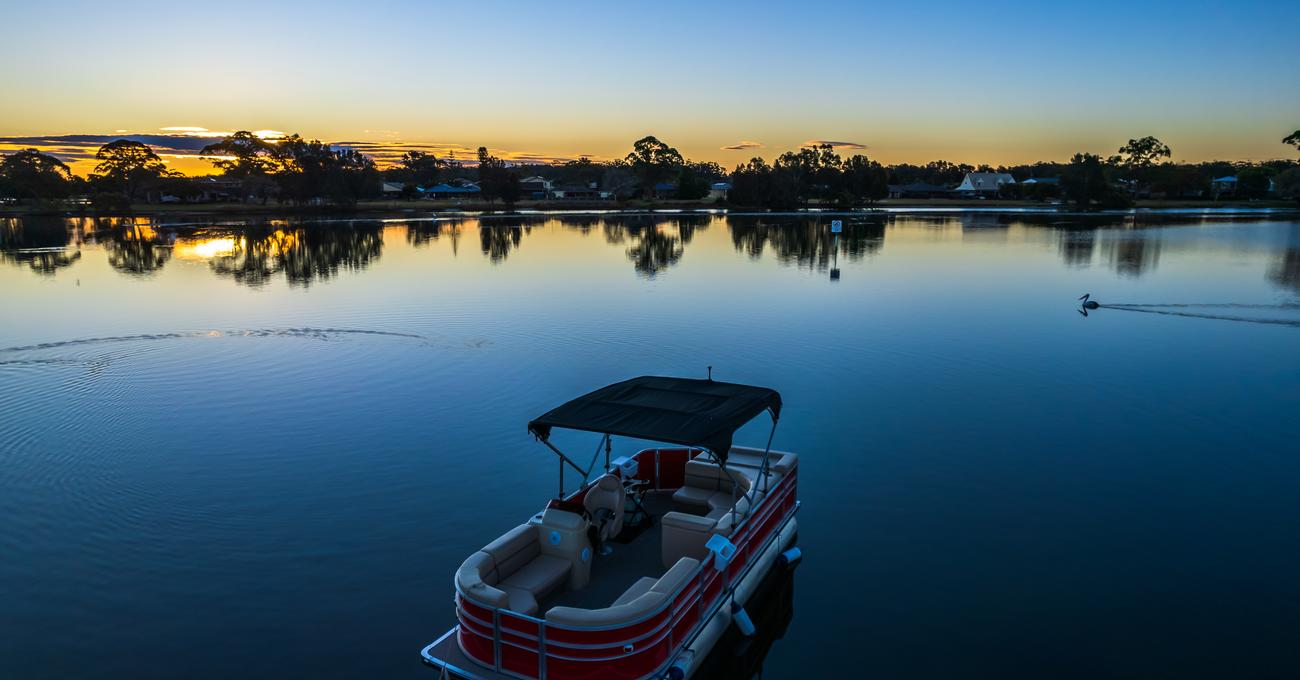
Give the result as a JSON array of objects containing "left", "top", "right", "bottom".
[
  {"left": 2, "top": 1, "right": 1297, "bottom": 175},
  {"left": 174, "top": 237, "right": 238, "bottom": 260}
]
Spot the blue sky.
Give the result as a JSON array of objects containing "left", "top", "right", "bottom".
[{"left": 2, "top": 0, "right": 1297, "bottom": 169}]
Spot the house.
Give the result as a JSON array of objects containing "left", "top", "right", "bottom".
[
  {"left": 1211, "top": 176, "right": 1237, "bottom": 196},
  {"left": 190, "top": 176, "right": 243, "bottom": 202},
  {"left": 952, "top": 172, "right": 1015, "bottom": 197},
  {"left": 887, "top": 182, "right": 950, "bottom": 199},
  {"left": 1019, "top": 177, "right": 1060, "bottom": 198},
  {"left": 708, "top": 182, "right": 732, "bottom": 201},
  {"left": 518, "top": 176, "right": 554, "bottom": 200},
  {"left": 421, "top": 183, "right": 481, "bottom": 199},
  {"left": 551, "top": 185, "right": 612, "bottom": 200},
  {"left": 653, "top": 182, "right": 677, "bottom": 199}
]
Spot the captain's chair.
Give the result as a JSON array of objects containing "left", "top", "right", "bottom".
[{"left": 583, "top": 474, "right": 625, "bottom": 554}]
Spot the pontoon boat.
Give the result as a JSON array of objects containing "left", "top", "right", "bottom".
[{"left": 420, "top": 376, "right": 801, "bottom": 679}]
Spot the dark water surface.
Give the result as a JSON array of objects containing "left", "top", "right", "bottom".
[{"left": 2, "top": 212, "right": 1298, "bottom": 678}]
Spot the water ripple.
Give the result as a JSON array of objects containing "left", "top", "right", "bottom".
[{"left": 0, "top": 327, "right": 433, "bottom": 354}]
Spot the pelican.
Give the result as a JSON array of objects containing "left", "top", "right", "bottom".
[{"left": 1078, "top": 293, "right": 1100, "bottom": 309}]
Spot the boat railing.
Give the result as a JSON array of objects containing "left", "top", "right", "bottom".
[{"left": 454, "top": 453, "right": 798, "bottom": 679}]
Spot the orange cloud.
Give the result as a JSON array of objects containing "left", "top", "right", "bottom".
[{"left": 802, "top": 140, "right": 867, "bottom": 150}]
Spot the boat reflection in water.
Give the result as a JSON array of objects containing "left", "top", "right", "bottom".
[{"left": 691, "top": 558, "right": 796, "bottom": 680}]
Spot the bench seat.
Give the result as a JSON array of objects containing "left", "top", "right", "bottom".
[
  {"left": 612, "top": 576, "right": 657, "bottom": 607},
  {"left": 500, "top": 554, "right": 571, "bottom": 615},
  {"left": 456, "top": 523, "right": 576, "bottom": 616}
]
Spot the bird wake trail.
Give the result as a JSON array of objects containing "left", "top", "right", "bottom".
[{"left": 1100, "top": 303, "right": 1300, "bottom": 327}]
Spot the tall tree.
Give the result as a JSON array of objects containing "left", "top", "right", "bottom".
[
  {"left": 1062, "top": 153, "right": 1129, "bottom": 209},
  {"left": 398, "top": 150, "right": 442, "bottom": 187},
  {"left": 476, "top": 147, "right": 520, "bottom": 207},
  {"left": 1273, "top": 168, "right": 1300, "bottom": 205},
  {"left": 200, "top": 131, "right": 281, "bottom": 177},
  {"left": 1235, "top": 166, "right": 1273, "bottom": 199},
  {"left": 200, "top": 131, "right": 283, "bottom": 203},
  {"left": 624, "top": 136, "right": 684, "bottom": 198},
  {"left": 274, "top": 135, "right": 380, "bottom": 207},
  {"left": 674, "top": 164, "right": 711, "bottom": 200},
  {"left": 728, "top": 157, "right": 774, "bottom": 208},
  {"left": 772, "top": 144, "right": 845, "bottom": 202},
  {"left": 94, "top": 140, "right": 170, "bottom": 201},
  {"left": 1113, "top": 136, "right": 1171, "bottom": 189},
  {"left": 842, "top": 155, "right": 889, "bottom": 205},
  {"left": 1285, "top": 130, "right": 1300, "bottom": 155},
  {"left": 0, "top": 149, "right": 73, "bottom": 201}
]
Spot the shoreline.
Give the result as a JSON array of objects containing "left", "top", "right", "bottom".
[{"left": 2, "top": 198, "right": 1296, "bottom": 220}]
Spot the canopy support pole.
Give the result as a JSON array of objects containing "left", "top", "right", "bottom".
[
  {"left": 581, "top": 434, "right": 607, "bottom": 484},
  {"left": 759, "top": 417, "right": 778, "bottom": 495},
  {"left": 540, "top": 438, "right": 592, "bottom": 498},
  {"left": 742, "top": 416, "right": 779, "bottom": 518}
]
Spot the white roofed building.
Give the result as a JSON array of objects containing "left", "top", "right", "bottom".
[{"left": 953, "top": 172, "right": 1016, "bottom": 196}]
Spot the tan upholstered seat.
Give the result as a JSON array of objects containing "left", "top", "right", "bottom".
[
  {"left": 611, "top": 576, "right": 657, "bottom": 607},
  {"left": 713, "top": 511, "right": 744, "bottom": 537},
  {"left": 650, "top": 555, "right": 700, "bottom": 595},
  {"left": 546, "top": 558, "right": 700, "bottom": 627},
  {"left": 457, "top": 524, "right": 574, "bottom": 615},
  {"left": 583, "top": 474, "right": 625, "bottom": 543},
  {"left": 672, "top": 460, "right": 753, "bottom": 515},
  {"left": 672, "top": 485, "right": 714, "bottom": 513},
  {"left": 456, "top": 551, "right": 509, "bottom": 609},
  {"left": 705, "top": 490, "right": 749, "bottom": 520},
  {"left": 660, "top": 511, "right": 717, "bottom": 567},
  {"left": 500, "top": 555, "right": 569, "bottom": 615}
]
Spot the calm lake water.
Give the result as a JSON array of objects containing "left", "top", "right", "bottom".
[{"left": 2, "top": 211, "right": 1298, "bottom": 679}]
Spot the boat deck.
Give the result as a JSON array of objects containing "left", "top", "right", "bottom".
[
  {"left": 422, "top": 628, "right": 506, "bottom": 680},
  {"left": 424, "top": 491, "right": 680, "bottom": 679},
  {"left": 541, "top": 490, "right": 675, "bottom": 611}
]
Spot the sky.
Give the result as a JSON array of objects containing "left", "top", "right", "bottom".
[{"left": 2, "top": 0, "right": 1298, "bottom": 175}]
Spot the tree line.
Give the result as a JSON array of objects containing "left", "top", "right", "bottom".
[
  {"left": 3, "top": 129, "right": 1299, "bottom": 211},
  {"left": 1001, "top": 135, "right": 1300, "bottom": 208},
  {"left": 0, "top": 132, "right": 384, "bottom": 209}
]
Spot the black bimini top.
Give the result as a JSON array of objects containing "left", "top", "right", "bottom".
[{"left": 527, "top": 376, "right": 781, "bottom": 461}]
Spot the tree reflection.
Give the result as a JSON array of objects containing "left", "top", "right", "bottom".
[
  {"left": 728, "top": 216, "right": 884, "bottom": 271},
  {"left": 1057, "top": 229, "right": 1096, "bottom": 267},
  {"left": 673, "top": 215, "right": 710, "bottom": 246},
  {"left": 594, "top": 216, "right": 709, "bottom": 277},
  {"left": 601, "top": 221, "right": 631, "bottom": 245},
  {"left": 961, "top": 214, "right": 1014, "bottom": 230},
  {"left": 405, "top": 221, "right": 447, "bottom": 248},
  {"left": 207, "top": 228, "right": 291, "bottom": 286},
  {"left": 1104, "top": 233, "right": 1161, "bottom": 278},
  {"left": 561, "top": 216, "right": 601, "bottom": 236},
  {"left": 479, "top": 224, "right": 531, "bottom": 263},
  {"left": 0, "top": 216, "right": 80, "bottom": 275},
  {"left": 1268, "top": 248, "right": 1300, "bottom": 293},
  {"left": 103, "top": 223, "right": 172, "bottom": 275},
  {"left": 207, "top": 222, "right": 384, "bottom": 286},
  {"left": 625, "top": 225, "right": 684, "bottom": 277}
]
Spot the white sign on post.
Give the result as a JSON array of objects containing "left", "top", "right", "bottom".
[{"left": 830, "top": 220, "right": 843, "bottom": 233}]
